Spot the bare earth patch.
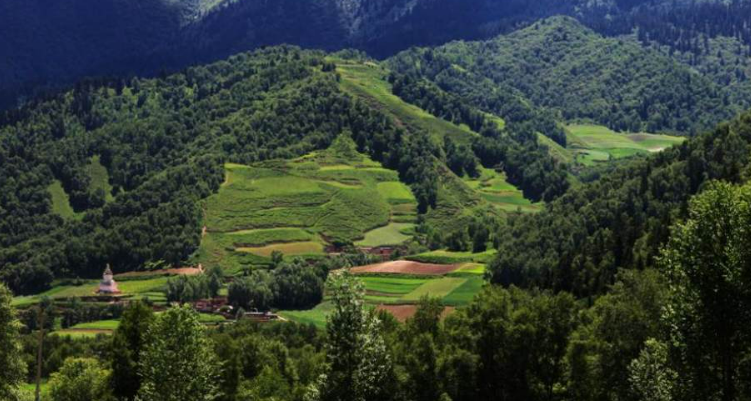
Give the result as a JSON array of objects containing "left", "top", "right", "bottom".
[
  {"left": 350, "top": 260, "right": 460, "bottom": 275},
  {"left": 376, "top": 304, "right": 456, "bottom": 322},
  {"left": 627, "top": 133, "right": 650, "bottom": 142}
]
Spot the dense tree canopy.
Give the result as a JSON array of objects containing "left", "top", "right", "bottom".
[
  {"left": 388, "top": 16, "right": 749, "bottom": 135},
  {"left": 488, "top": 109, "right": 751, "bottom": 297},
  {"left": 138, "top": 305, "right": 221, "bottom": 401},
  {"left": 0, "top": 47, "right": 447, "bottom": 295},
  {"left": 659, "top": 181, "right": 751, "bottom": 401}
]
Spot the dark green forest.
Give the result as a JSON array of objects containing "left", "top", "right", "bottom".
[
  {"left": 387, "top": 16, "right": 749, "bottom": 135},
  {"left": 3, "top": 3, "right": 751, "bottom": 400},
  {"left": 0, "top": 47, "right": 444, "bottom": 294},
  {"left": 6, "top": 0, "right": 751, "bottom": 112}
]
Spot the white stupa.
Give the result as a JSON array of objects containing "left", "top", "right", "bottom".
[{"left": 96, "top": 264, "right": 121, "bottom": 294}]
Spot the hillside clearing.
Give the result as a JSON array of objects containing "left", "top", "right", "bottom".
[
  {"left": 198, "top": 136, "right": 418, "bottom": 271},
  {"left": 566, "top": 124, "right": 685, "bottom": 165}
]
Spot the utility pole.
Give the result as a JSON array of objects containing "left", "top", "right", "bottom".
[{"left": 35, "top": 305, "right": 45, "bottom": 401}]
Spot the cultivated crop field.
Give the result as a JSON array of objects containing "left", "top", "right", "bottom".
[
  {"left": 355, "top": 223, "right": 415, "bottom": 247},
  {"left": 198, "top": 136, "right": 419, "bottom": 272},
  {"left": 407, "top": 249, "right": 497, "bottom": 265},
  {"left": 350, "top": 260, "right": 461, "bottom": 275},
  {"left": 282, "top": 257, "right": 488, "bottom": 327},
  {"left": 566, "top": 124, "right": 685, "bottom": 166},
  {"left": 399, "top": 277, "right": 468, "bottom": 302},
  {"left": 278, "top": 301, "right": 334, "bottom": 329}
]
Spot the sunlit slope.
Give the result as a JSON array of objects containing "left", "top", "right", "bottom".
[{"left": 197, "top": 137, "right": 417, "bottom": 272}]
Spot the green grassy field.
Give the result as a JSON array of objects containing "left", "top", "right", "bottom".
[
  {"left": 48, "top": 156, "right": 115, "bottom": 220},
  {"left": 355, "top": 223, "right": 414, "bottom": 247},
  {"left": 54, "top": 312, "right": 224, "bottom": 339},
  {"left": 537, "top": 133, "right": 575, "bottom": 164},
  {"left": 48, "top": 180, "right": 78, "bottom": 219},
  {"left": 198, "top": 136, "right": 419, "bottom": 272},
  {"left": 71, "top": 319, "right": 120, "bottom": 330},
  {"left": 87, "top": 155, "right": 115, "bottom": 202},
  {"left": 12, "top": 276, "right": 169, "bottom": 306},
  {"left": 566, "top": 124, "right": 685, "bottom": 166},
  {"left": 400, "top": 277, "right": 467, "bottom": 302}
]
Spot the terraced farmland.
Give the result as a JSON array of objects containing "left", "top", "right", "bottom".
[
  {"left": 198, "top": 136, "right": 419, "bottom": 272},
  {"left": 281, "top": 257, "right": 488, "bottom": 327}
]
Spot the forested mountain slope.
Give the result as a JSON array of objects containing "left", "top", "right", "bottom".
[
  {"left": 388, "top": 16, "right": 749, "bottom": 135},
  {"left": 0, "top": 47, "right": 566, "bottom": 295},
  {"left": 0, "top": 0, "right": 225, "bottom": 109},
  {"left": 5, "top": 0, "right": 751, "bottom": 111},
  {"left": 489, "top": 109, "right": 751, "bottom": 296},
  {"left": 1, "top": 47, "right": 437, "bottom": 294}
]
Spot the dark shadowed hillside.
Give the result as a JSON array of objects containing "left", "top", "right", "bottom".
[
  {"left": 5, "top": 0, "right": 751, "bottom": 110},
  {"left": 388, "top": 16, "right": 750, "bottom": 135}
]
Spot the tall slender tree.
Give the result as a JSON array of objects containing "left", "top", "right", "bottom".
[
  {"left": 138, "top": 305, "right": 221, "bottom": 401},
  {"left": 0, "top": 283, "right": 25, "bottom": 401},
  {"left": 313, "top": 273, "right": 397, "bottom": 401},
  {"left": 660, "top": 181, "right": 751, "bottom": 401},
  {"left": 110, "top": 301, "right": 154, "bottom": 400}
]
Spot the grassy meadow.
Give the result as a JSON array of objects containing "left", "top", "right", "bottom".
[
  {"left": 48, "top": 155, "right": 116, "bottom": 219},
  {"left": 566, "top": 124, "right": 685, "bottom": 166}
]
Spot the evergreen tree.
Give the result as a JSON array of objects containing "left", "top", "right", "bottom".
[{"left": 110, "top": 301, "right": 154, "bottom": 400}]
